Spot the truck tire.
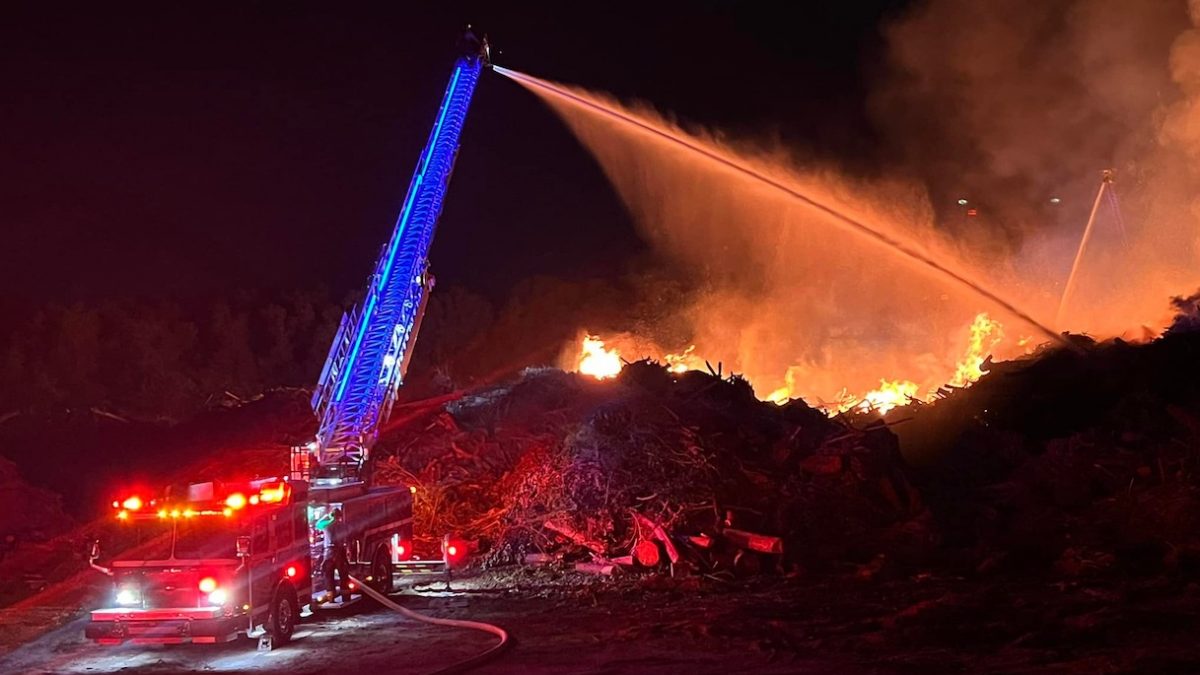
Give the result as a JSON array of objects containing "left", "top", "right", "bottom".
[
  {"left": 370, "top": 547, "right": 393, "bottom": 597},
  {"left": 268, "top": 584, "right": 298, "bottom": 645}
]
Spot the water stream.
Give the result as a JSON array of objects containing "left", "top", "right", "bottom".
[{"left": 494, "top": 66, "right": 1071, "bottom": 350}]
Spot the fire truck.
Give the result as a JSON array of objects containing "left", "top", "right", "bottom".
[{"left": 85, "top": 32, "right": 489, "bottom": 648}]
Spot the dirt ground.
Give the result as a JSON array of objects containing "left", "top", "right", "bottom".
[{"left": 3, "top": 568, "right": 1199, "bottom": 674}]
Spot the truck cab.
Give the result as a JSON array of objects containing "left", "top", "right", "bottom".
[{"left": 86, "top": 479, "right": 312, "bottom": 646}]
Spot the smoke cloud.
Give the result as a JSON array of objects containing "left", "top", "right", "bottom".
[{"left": 509, "top": 0, "right": 1200, "bottom": 404}]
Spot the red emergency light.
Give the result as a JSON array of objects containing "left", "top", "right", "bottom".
[{"left": 442, "top": 535, "right": 468, "bottom": 569}]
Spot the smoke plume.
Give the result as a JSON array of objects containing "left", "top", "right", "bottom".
[{"left": 507, "top": 0, "right": 1200, "bottom": 404}]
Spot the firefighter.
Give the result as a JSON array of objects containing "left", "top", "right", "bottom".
[{"left": 318, "top": 508, "right": 350, "bottom": 603}]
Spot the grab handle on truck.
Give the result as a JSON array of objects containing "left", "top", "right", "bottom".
[{"left": 88, "top": 540, "right": 112, "bottom": 576}]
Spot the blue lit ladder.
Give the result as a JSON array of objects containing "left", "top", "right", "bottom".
[{"left": 309, "top": 51, "right": 485, "bottom": 481}]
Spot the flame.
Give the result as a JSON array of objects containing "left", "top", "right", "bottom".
[
  {"left": 571, "top": 312, "right": 1004, "bottom": 411},
  {"left": 663, "top": 345, "right": 699, "bottom": 373},
  {"left": 578, "top": 335, "right": 622, "bottom": 379},
  {"left": 855, "top": 379, "right": 920, "bottom": 414},
  {"left": 948, "top": 312, "right": 1004, "bottom": 388}
]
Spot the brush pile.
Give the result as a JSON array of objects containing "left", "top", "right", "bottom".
[
  {"left": 375, "top": 361, "right": 929, "bottom": 576},
  {"left": 373, "top": 313, "right": 1200, "bottom": 582}
]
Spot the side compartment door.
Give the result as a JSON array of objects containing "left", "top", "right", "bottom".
[{"left": 248, "top": 515, "right": 274, "bottom": 622}]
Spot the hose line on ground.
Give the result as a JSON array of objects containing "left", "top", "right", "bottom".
[{"left": 347, "top": 575, "right": 510, "bottom": 675}]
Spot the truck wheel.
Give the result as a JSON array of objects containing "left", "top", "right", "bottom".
[
  {"left": 268, "top": 586, "right": 298, "bottom": 645},
  {"left": 370, "top": 548, "right": 393, "bottom": 597}
]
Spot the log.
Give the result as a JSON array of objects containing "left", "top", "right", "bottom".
[
  {"left": 634, "top": 540, "right": 661, "bottom": 568},
  {"left": 632, "top": 513, "right": 680, "bottom": 563},
  {"left": 721, "top": 528, "right": 783, "bottom": 555},
  {"left": 575, "top": 562, "right": 616, "bottom": 576},
  {"left": 687, "top": 534, "right": 714, "bottom": 549}
]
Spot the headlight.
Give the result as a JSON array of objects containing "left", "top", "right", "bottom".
[
  {"left": 208, "top": 589, "right": 228, "bottom": 606},
  {"left": 115, "top": 587, "right": 141, "bottom": 606}
]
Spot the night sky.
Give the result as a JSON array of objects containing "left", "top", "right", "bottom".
[{"left": 2, "top": 1, "right": 907, "bottom": 306}]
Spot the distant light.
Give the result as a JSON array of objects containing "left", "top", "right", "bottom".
[
  {"left": 957, "top": 198, "right": 968, "bottom": 206},
  {"left": 1049, "top": 197, "right": 1061, "bottom": 204}
]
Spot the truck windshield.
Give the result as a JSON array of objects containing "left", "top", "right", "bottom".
[
  {"left": 173, "top": 518, "right": 238, "bottom": 560},
  {"left": 111, "top": 517, "right": 239, "bottom": 561}
]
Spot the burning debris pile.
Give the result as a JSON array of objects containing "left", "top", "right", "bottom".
[
  {"left": 376, "top": 316, "right": 1200, "bottom": 582},
  {"left": 568, "top": 311, "right": 1011, "bottom": 416},
  {"left": 376, "top": 361, "right": 931, "bottom": 576}
]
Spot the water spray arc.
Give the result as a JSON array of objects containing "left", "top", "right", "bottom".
[
  {"left": 493, "top": 66, "right": 1073, "bottom": 350},
  {"left": 1056, "top": 170, "right": 1122, "bottom": 329}
]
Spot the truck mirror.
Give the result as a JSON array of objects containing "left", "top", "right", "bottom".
[
  {"left": 236, "top": 535, "right": 251, "bottom": 558},
  {"left": 88, "top": 539, "right": 101, "bottom": 561}
]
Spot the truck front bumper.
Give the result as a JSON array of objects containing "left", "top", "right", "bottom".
[{"left": 86, "top": 607, "right": 242, "bottom": 644}]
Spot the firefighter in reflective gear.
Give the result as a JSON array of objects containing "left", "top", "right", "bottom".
[{"left": 317, "top": 508, "right": 350, "bottom": 603}]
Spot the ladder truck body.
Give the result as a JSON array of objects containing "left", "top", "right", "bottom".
[{"left": 85, "top": 34, "right": 488, "bottom": 647}]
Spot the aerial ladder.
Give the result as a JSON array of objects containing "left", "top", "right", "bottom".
[{"left": 302, "top": 33, "right": 490, "bottom": 488}]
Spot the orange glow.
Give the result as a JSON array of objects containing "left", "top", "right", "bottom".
[
  {"left": 116, "top": 510, "right": 129, "bottom": 521},
  {"left": 258, "top": 484, "right": 288, "bottom": 503},
  {"left": 578, "top": 335, "right": 622, "bottom": 379},
  {"left": 225, "top": 493, "right": 247, "bottom": 510},
  {"left": 575, "top": 312, "right": 1003, "bottom": 416},
  {"left": 198, "top": 577, "right": 218, "bottom": 593},
  {"left": 222, "top": 507, "right": 233, "bottom": 517},
  {"left": 157, "top": 509, "right": 167, "bottom": 519}
]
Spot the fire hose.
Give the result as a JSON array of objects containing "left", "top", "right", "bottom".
[{"left": 347, "top": 575, "right": 510, "bottom": 674}]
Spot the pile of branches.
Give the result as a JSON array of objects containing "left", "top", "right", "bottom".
[
  {"left": 374, "top": 326, "right": 1200, "bottom": 585},
  {"left": 899, "top": 325, "right": 1200, "bottom": 579},
  {"left": 375, "top": 362, "right": 927, "bottom": 576}
]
